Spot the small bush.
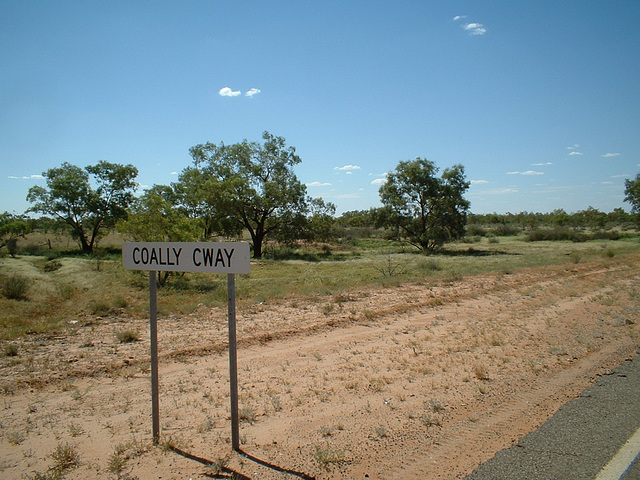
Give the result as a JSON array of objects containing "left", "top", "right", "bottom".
[
  {"left": 90, "top": 301, "right": 110, "bottom": 316},
  {"left": 4, "top": 343, "right": 18, "bottom": 356},
  {"left": 466, "top": 224, "right": 488, "bottom": 237},
  {"left": 313, "top": 443, "right": 346, "bottom": 466},
  {"left": 50, "top": 442, "right": 80, "bottom": 474},
  {"left": 44, "top": 260, "right": 62, "bottom": 272},
  {"left": 2, "top": 274, "right": 29, "bottom": 300},
  {"left": 490, "top": 224, "right": 520, "bottom": 236},
  {"left": 113, "top": 296, "right": 128, "bottom": 308},
  {"left": 239, "top": 406, "right": 257, "bottom": 424},
  {"left": 474, "top": 363, "right": 490, "bottom": 380},
  {"left": 116, "top": 330, "right": 140, "bottom": 343},
  {"left": 44, "top": 250, "right": 61, "bottom": 261},
  {"left": 7, "top": 238, "right": 18, "bottom": 257}
]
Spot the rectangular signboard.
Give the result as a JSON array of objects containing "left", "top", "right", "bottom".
[{"left": 122, "top": 242, "right": 251, "bottom": 274}]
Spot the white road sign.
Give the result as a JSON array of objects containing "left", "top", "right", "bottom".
[{"left": 122, "top": 242, "right": 251, "bottom": 274}]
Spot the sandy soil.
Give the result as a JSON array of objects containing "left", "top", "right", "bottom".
[{"left": 1, "top": 255, "right": 639, "bottom": 480}]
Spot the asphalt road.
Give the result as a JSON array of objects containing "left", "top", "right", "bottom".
[{"left": 465, "top": 348, "right": 640, "bottom": 480}]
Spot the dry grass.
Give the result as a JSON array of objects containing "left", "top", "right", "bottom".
[{"left": 1, "top": 234, "right": 639, "bottom": 343}]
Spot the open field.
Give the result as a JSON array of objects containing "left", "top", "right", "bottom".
[{"left": 1, "top": 236, "right": 639, "bottom": 479}]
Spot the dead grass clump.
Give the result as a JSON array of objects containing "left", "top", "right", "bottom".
[
  {"left": 474, "top": 363, "right": 490, "bottom": 380},
  {"left": 4, "top": 343, "right": 18, "bottom": 356},
  {"left": 116, "top": 330, "right": 140, "bottom": 343}
]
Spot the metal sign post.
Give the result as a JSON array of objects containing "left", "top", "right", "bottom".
[
  {"left": 149, "top": 271, "right": 160, "bottom": 444},
  {"left": 227, "top": 273, "right": 240, "bottom": 450},
  {"left": 122, "top": 242, "right": 250, "bottom": 450}
]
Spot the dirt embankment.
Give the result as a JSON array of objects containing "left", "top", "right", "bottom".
[{"left": 1, "top": 255, "right": 639, "bottom": 479}]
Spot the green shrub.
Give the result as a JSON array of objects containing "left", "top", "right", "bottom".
[
  {"left": 2, "top": 275, "right": 29, "bottom": 300},
  {"left": 490, "top": 224, "right": 520, "bottom": 236},
  {"left": 44, "top": 250, "right": 61, "bottom": 261},
  {"left": 466, "top": 225, "right": 487, "bottom": 237}
]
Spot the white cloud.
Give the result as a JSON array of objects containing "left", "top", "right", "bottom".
[
  {"left": 507, "top": 170, "right": 544, "bottom": 176},
  {"left": 219, "top": 87, "right": 241, "bottom": 97},
  {"left": 602, "top": 153, "right": 620, "bottom": 158},
  {"left": 568, "top": 151, "right": 583, "bottom": 156},
  {"left": 567, "top": 144, "right": 580, "bottom": 150},
  {"left": 464, "top": 23, "right": 486, "bottom": 35},
  {"left": 453, "top": 15, "right": 467, "bottom": 21},
  {"left": 170, "top": 171, "right": 178, "bottom": 175},
  {"left": 8, "top": 174, "right": 44, "bottom": 180},
  {"left": 612, "top": 174, "right": 630, "bottom": 179},
  {"left": 371, "top": 178, "right": 387, "bottom": 185},
  {"left": 306, "top": 182, "right": 332, "bottom": 187},
  {"left": 483, "top": 188, "right": 519, "bottom": 195},
  {"left": 531, "top": 162, "right": 553, "bottom": 166},
  {"left": 245, "top": 88, "right": 261, "bottom": 97},
  {"left": 470, "top": 180, "right": 489, "bottom": 185},
  {"left": 335, "top": 193, "right": 361, "bottom": 199},
  {"left": 334, "top": 165, "right": 361, "bottom": 171}
]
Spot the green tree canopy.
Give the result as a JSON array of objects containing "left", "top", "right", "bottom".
[
  {"left": 183, "top": 131, "right": 329, "bottom": 258},
  {"left": 379, "top": 158, "right": 470, "bottom": 252},
  {"left": 624, "top": 174, "right": 640, "bottom": 224},
  {"left": 27, "top": 161, "right": 138, "bottom": 254},
  {"left": 0, "top": 212, "right": 31, "bottom": 257},
  {"left": 117, "top": 186, "right": 203, "bottom": 243}
]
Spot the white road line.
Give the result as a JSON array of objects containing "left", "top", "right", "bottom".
[{"left": 595, "top": 425, "right": 640, "bottom": 480}]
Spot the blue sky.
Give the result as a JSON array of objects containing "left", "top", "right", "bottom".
[{"left": 1, "top": 1, "right": 639, "bottom": 216}]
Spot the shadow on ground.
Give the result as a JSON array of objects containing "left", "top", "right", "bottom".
[{"left": 171, "top": 446, "right": 316, "bottom": 480}]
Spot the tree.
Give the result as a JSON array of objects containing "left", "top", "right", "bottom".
[
  {"left": 27, "top": 161, "right": 138, "bottom": 254},
  {"left": 185, "top": 132, "right": 315, "bottom": 258},
  {"left": 117, "top": 186, "right": 203, "bottom": 243},
  {"left": 0, "top": 212, "right": 30, "bottom": 257},
  {"left": 625, "top": 174, "right": 640, "bottom": 226},
  {"left": 379, "top": 158, "right": 470, "bottom": 252}
]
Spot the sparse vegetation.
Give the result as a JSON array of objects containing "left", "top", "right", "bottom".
[
  {"left": 116, "top": 329, "right": 141, "bottom": 343},
  {"left": 312, "top": 442, "right": 346, "bottom": 466},
  {"left": 49, "top": 442, "right": 80, "bottom": 474}
]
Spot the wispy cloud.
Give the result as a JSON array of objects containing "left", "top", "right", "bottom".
[
  {"left": 371, "top": 178, "right": 387, "bottom": 185},
  {"left": 219, "top": 87, "right": 241, "bottom": 97},
  {"left": 306, "top": 181, "right": 332, "bottom": 187},
  {"left": 611, "top": 174, "right": 630, "bottom": 179},
  {"left": 464, "top": 23, "right": 486, "bottom": 35},
  {"left": 602, "top": 153, "right": 620, "bottom": 158},
  {"left": 454, "top": 15, "right": 486, "bottom": 35},
  {"left": 507, "top": 170, "right": 544, "bottom": 176},
  {"left": 485, "top": 188, "right": 519, "bottom": 195},
  {"left": 566, "top": 144, "right": 580, "bottom": 150},
  {"left": 334, "top": 165, "right": 361, "bottom": 171},
  {"left": 334, "top": 193, "right": 361, "bottom": 199},
  {"left": 8, "top": 174, "right": 44, "bottom": 180},
  {"left": 568, "top": 151, "right": 584, "bottom": 156},
  {"left": 470, "top": 180, "right": 489, "bottom": 185},
  {"left": 245, "top": 88, "right": 261, "bottom": 97},
  {"left": 532, "top": 162, "right": 553, "bottom": 166}
]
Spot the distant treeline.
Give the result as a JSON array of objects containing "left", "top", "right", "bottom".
[
  {"left": 22, "top": 206, "right": 635, "bottom": 238},
  {"left": 336, "top": 206, "right": 634, "bottom": 231}
]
